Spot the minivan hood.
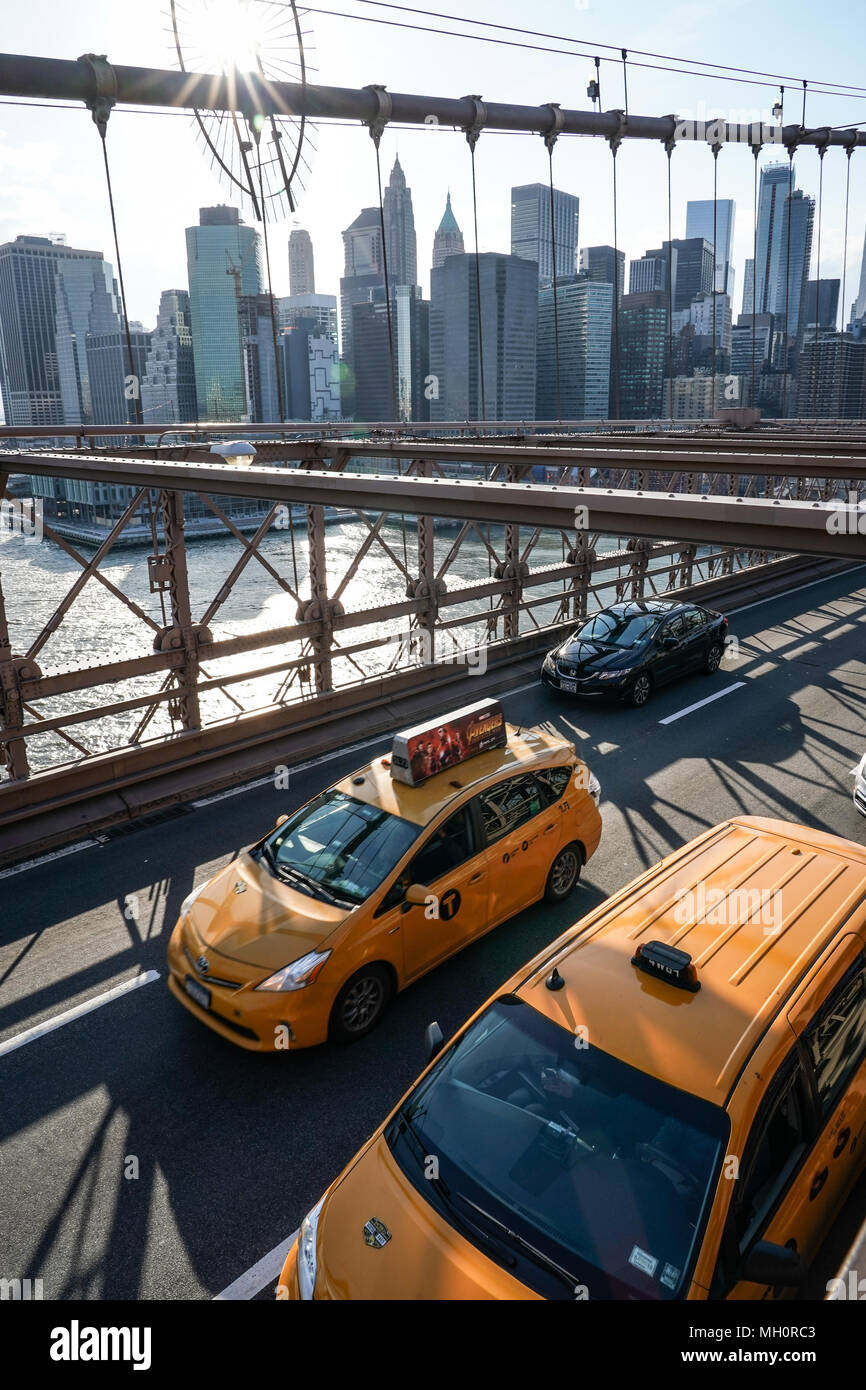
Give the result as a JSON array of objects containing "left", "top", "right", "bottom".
[
  {"left": 186, "top": 854, "right": 349, "bottom": 970},
  {"left": 314, "top": 1135, "right": 538, "bottom": 1301}
]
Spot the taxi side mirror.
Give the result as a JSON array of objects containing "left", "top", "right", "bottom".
[
  {"left": 404, "top": 883, "right": 429, "bottom": 907},
  {"left": 740, "top": 1240, "right": 805, "bottom": 1288},
  {"left": 275, "top": 814, "right": 289, "bottom": 828},
  {"left": 424, "top": 1021, "right": 445, "bottom": 1063}
]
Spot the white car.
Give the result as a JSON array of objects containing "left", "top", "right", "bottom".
[{"left": 854, "top": 751, "right": 866, "bottom": 818}]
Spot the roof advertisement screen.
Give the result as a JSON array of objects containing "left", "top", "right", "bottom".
[{"left": 390, "top": 698, "right": 507, "bottom": 786}]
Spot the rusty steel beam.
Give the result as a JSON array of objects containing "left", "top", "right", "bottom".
[{"left": 4, "top": 452, "right": 863, "bottom": 558}]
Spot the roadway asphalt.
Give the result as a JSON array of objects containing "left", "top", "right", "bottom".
[{"left": 1, "top": 567, "right": 865, "bottom": 1301}]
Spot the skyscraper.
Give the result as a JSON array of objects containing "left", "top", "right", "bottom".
[
  {"left": 754, "top": 164, "right": 815, "bottom": 341},
  {"left": 741, "top": 259, "right": 755, "bottom": 317},
  {"left": 186, "top": 206, "right": 263, "bottom": 420},
  {"left": 141, "top": 289, "right": 198, "bottom": 426},
  {"left": 340, "top": 207, "right": 385, "bottom": 416},
  {"left": 288, "top": 228, "right": 315, "bottom": 295},
  {"left": 578, "top": 246, "right": 625, "bottom": 303},
  {"left": 430, "top": 253, "right": 537, "bottom": 420},
  {"left": 86, "top": 324, "right": 152, "bottom": 430},
  {"left": 432, "top": 192, "right": 464, "bottom": 269},
  {"left": 0, "top": 235, "right": 122, "bottom": 429},
  {"left": 536, "top": 277, "right": 612, "bottom": 420},
  {"left": 383, "top": 155, "right": 417, "bottom": 289},
  {"left": 617, "top": 291, "right": 668, "bottom": 419},
  {"left": 685, "top": 199, "right": 736, "bottom": 294},
  {"left": 351, "top": 285, "right": 429, "bottom": 423},
  {"left": 511, "top": 183, "right": 579, "bottom": 284},
  {"left": 653, "top": 239, "right": 714, "bottom": 312},
  {"left": 804, "top": 279, "right": 840, "bottom": 330},
  {"left": 629, "top": 253, "right": 668, "bottom": 295},
  {"left": 278, "top": 293, "right": 338, "bottom": 340},
  {"left": 854, "top": 227, "right": 866, "bottom": 322}
]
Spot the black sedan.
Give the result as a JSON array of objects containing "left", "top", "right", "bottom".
[{"left": 540, "top": 600, "right": 729, "bottom": 708}]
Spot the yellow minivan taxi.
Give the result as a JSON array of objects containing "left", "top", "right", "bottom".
[
  {"left": 167, "top": 699, "right": 602, "bottom": 1051},
  {"left": 278, "top": 816, "right": 866, "bottom": 1300}
]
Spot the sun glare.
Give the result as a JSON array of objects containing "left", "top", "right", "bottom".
[{"left": 194, "top": 0, "right": 267, "bottom": 75}]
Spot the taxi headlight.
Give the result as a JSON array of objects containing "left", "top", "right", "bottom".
[
  {"left": 588, "top": 771, "right": 601, "bottom": 806},
  {"left": 255, "top": 948, "right": 332, "bottom": 992},
  {"left": 180, "top": 881, "right": 209, "bottom": 919},
  {"left": 297, "top": 1196, "right": 325, "bottom": 1300}
]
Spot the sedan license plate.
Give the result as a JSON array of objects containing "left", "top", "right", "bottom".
[
  {"left": 560, "top": 678, "right": 577, "bottom": 693},
  {"left": 185, "top": 975, "right": 211, "bottom": 1010}
]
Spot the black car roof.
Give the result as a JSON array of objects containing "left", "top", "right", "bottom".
[{"left": 605, "top": 599, "right": 690, "bottom": 616}]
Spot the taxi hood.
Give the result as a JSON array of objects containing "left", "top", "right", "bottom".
[
  {"left": 186, "top": 853, "right": 349, "bottom": 971},
  {"left": 313, "top": 1134, "right": 537, "bottom": 1301}
]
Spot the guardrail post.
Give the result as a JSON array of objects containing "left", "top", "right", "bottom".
[
  {"left": 304, "top": 503, "right": 333, "bottom": 693},
  {"left": 0, "top": 572, "right": 30, "bottom": 779},
  {"left": 161, "top": 489, "right": 201, "bottom": 731}
]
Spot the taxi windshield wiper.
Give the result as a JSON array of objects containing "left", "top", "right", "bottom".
[
  {"left": 453, "top": 1192, "right": 582, "bottom": 1295},
  {"left": 391, "top": 1114, "right": 518, "bottom": 1273},
  {"left": 277, "top": 862, "right": 353, "bottom": 908}
]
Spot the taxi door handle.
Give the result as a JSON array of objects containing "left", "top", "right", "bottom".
[
  {"left": 469, "top": 870, "right": 486, "bottom": 884},
  {"left": 809, "top": 1168, "right": 828, "bottom": 1201},
  {"left": 543, "top": 823, "right": 557, "bottom": 836},
  {"left": 833, "top": 1128, "right": 851, "bottom": 1159}
]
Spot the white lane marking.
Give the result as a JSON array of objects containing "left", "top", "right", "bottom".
[
  {"left": 0, "top": 839, "right": 100, "bottom": 882},
  {"left": 0, "top": 971, "right": 160, "bottom": 1060},
  {"left": 658, "top": 682, "right": 747, "bottom": 726},
  {"left": 725, "top": 565, "right": 866, "bottom": 617},
  {"left": 215, "top": 1230, "right": 299, "bottom": 1300}
]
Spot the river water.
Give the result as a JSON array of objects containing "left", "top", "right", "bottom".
[{"left": 0, "top": 518, "right": 626, "bottom": 776}]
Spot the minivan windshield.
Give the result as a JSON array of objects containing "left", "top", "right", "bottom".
[
  {"left": 571, "top": 611, "right": 659, "bottom": 649},
  {"left": 259, "top": 790, "right": 419, "bottom": 907},
  {"left": 386, "top": 998, "right": 728, "bottom": 1300}
]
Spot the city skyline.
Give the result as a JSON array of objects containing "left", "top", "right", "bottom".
[{"left": 1, "top": 0, "right": 864, "bottom": 355}]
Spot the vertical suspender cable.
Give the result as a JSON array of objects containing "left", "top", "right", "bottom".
[
  {"left": 610, "top": 141, "right": 621, "bottom": 421},
  {"left": 711, "top": 143, "right": 719, "bottom": 416},
  {"left": 836, "top": 149, "right": 853, "bottom": 420},
  {"left": 98, "top": 136, "right": 142, "bottom": 428},
  {"left": 782, "top": 147, "right": 794, "bottom": 418},
  {"left": 469, "top": 143, "right": 487, "bottom": 421},
  {"left": 365, "top": 86, "right": 398, "bottom": 422},
  {"left": 544, "top": 104, "right": 565, "bottom": 422},
  {"left": 665, "top": 140, "right": 674, "bottom": 418},
  {"left": 810, "top": 144, "right": 826, "bottom": 421},
  {"left": 255, "top": 131, "right": 287, "bottom": 424},
  {"left": 751, "top": 142, "right": 759, "bottom": 409}
]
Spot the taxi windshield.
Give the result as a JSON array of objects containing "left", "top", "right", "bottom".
[
  {"left": 260, "top": 790, "right": 419, "bottom": 906},
  {"left": 386, "top": 998, "right": 728, "bottom": 1300},
  {"left": 572, "top": 611, "right": 659, "bottom": 649}
]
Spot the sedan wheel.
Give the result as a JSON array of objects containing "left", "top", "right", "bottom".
[
  {"left": 705, "top": 642, "right": 723, "bottom": 674},
  {"left": 629, "top": 672, "right": 652, "bottom": 707},
  {"left": 330, "top": 966, "right": 391, "bottom": 1043}
]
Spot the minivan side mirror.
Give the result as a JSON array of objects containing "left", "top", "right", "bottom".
[
  {"left": 424, "top": 1021, "right": 445, "bottom": 1063},
  {"left": 740, "top": 1240, "right": 805, "bottom": 1288},
  {"left": 275, "top": 814, "right": 289, "bottom": 828}
]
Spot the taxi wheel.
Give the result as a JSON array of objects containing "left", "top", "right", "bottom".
[
  {"left": 544, "top": 842, "right": 583, "bottom": 902},
  {"left": 329, "top": 966, "right": 393, "bottom": 1044},
  {"left": 704, "top": 641, "right": 723, "bottom": 674}
]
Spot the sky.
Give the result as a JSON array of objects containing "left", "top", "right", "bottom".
[{"left": 1, "top": 0, "right": 865, "bottom": 334}]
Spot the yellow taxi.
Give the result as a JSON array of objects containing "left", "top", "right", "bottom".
[
  {"left": 278, "top": 816, "right": 866, "bottom": 1300},
  {"left": 167, "top": 699, "right": 602, "bottom": 1051}
]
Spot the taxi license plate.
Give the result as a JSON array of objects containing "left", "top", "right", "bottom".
[
  {"left": 185, "top": 976, "right": 211, "bottom": 1010},
  {"left": 560, "top": 678, "right": 577, "bottom": 693}
]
